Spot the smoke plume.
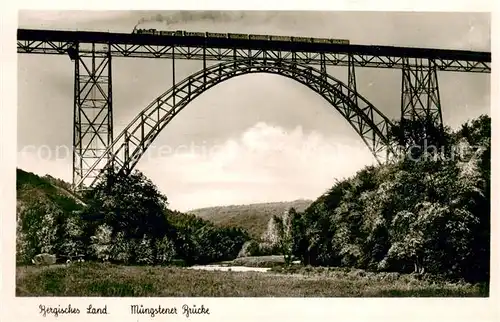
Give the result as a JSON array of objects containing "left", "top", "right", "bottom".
[{"left": 134, "top": 11, "right": 247, "bottom": 29}]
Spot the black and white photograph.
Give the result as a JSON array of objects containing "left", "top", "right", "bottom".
[{"left": 8, "top": 7, "right": 494, "bottom": 306}]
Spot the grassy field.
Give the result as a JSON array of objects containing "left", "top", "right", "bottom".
[
  {"left": 16, "top": 262, "right": 488, "bottom": 297},
  {"left": 188, "top": 200, "right": 312, "bottom": 238}
]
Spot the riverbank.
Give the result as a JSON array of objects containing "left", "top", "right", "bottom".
[{"left": 16, "top": 262, "right": 487, "bottom": 297}]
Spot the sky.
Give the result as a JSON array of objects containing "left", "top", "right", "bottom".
[{"left": 17, "top": 11, "right": 491, "bottom": 211}]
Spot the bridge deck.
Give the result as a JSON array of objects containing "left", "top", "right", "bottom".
[
  {"left": 17, "top": 29, "right": 491, "bottom": 72},
  {"left": 18, "top": 28, "right": 491, "bottom": 62}
]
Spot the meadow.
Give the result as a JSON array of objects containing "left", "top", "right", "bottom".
[{"left": 16, "top": 262, "right": 488, "bottom": 297}]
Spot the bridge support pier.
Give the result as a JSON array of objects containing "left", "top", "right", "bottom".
[
  {"left": 343, "top": 54, "right": 363, "bottom": 134},
  {"left": 348, "top": 54, "right": 358, "bottom": 106},
  {"left": 71, "top": 43, "right": 113, "bottom": 190},
  {"left": 401, "top": 58, "right": 443, "bottom": 128}
]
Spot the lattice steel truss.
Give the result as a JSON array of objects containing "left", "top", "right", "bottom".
[
  {"left": 17, "top": 30, "right": 491, "bottom": 190},
  {"left": 17, "top": 40, "right": 491, "bottom": 73},
  {"left": 75, "top": 59, "right": 395, "bottom": 189},
  {"left": 348, "top": 55, "right": 358, "bottom": 107},
  {"left": 71, "top": 43, "right": 114, "bottom": 189},
  {"left": 401, "top": 57, "right": 443, "bottom": 126}
]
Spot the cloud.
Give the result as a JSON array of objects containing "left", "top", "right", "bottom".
[
  {"left": 16, "top": 121, "right": 375, "bottom": 211},
  {"left": 16, "top": 121, "right": 376, "bottom": 211},
  {"left": 138, "top": 122, "right": 375, "bottom": 211}
]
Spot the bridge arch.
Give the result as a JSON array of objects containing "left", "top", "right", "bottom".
[{"left": 78, "top": 59, "right": 396, "bottom": 189}]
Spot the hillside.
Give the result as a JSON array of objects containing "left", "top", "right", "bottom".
[
  {"left": 16, "top": 168, "right": 311, "bottom": 240},
  {"left": 16, "top": 168, "right": 86, "bottom": 213},
  {"left": 16, "top": 168, "right": 250, "bottom": 266},
  {"left": 187, "top": 200, "right": 313, "bottom": 239},
  {"left": 16, "top": 169, "right": 89, "bottom": 264}
]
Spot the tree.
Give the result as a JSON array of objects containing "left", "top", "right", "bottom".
[
  {"left": 90, "top": 224, "right": 113, "bottom": 262},
  {"left": 155, "top": 235, "right": 176, "bottom": 265},
  {"left": 388, "top": 117, "right": 451, "bottom": 161},
  {"left": 272, "top": 208, "right": 295, "bottom": 266},
  {"left": 84, "top": 168, "right": 171, "bottom": 240},
  {"left": 286, "top": 115, "right": 490, "bottom": 282}
]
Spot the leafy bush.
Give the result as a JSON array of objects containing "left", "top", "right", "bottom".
[
  {"left": 134, "top": 235, "right": 155, "bottom": 265},
  {"left": 289, "top": 115, "right": 491, "bottom": 282},
  {"left": 155, "top": 236, "right": 176, "bottom": 265},
  {"left": 90, "top": 224, "right": 113, "bottom": 262},
  {"left": 110, "top": 232, "right": 133, "bottom": 264}
]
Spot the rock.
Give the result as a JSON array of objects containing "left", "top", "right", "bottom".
[{"left": 32, "top": 253, "right": 57, "bottom": 265}]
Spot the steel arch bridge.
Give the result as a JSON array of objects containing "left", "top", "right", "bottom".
[
  {"left": 83, "top": 59, "right": 395, "bottom": 188},
  {"left": 17, "top": 28, "right": 491, "bottom": 191}
]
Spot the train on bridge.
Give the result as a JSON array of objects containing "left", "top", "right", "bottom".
[{"left": 132, "top": 28, "right": 350, "bottom": 45}]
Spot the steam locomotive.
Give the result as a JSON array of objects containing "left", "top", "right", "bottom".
[{"left": 132, "top": 28, "right": 350, "bottom": 45}]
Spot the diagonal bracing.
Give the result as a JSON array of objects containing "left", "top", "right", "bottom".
[
  {"left": 76, "top": 59, "right": 395, "bottom": 189},
  {"left": 71, "top": 43, "right": 114, "bottom": 190},
  {"left": 401, "top": 57, "right": 443, "bottom": 127}
]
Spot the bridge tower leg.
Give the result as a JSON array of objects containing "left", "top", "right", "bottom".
[
  {"left": 348, "top": 54, "right": 358, "bottom": 107},
  {"left": 71, "top": 43, "right": 113, "bottom": 191},
  {"left": 401, "top": 58, "right": 443, "bottom": 128}
]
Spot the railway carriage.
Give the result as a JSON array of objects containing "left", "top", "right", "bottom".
[
  {"left": 206, "top": 32, "right": 228, "bottom": 38},
  {"left": 249, "top": 34, "right": 270, "bottom": 41},
  {"left": 312, "top": 38, "right": 332, "bottom": 44},
  {"left": 159, "top": 30, "right": 175, "bottom": 36},
  {"left": 270, "top": 35, "right": 292, "bottom": 42},
  {"left": 292, "top": 36, "right": 312, "bottom": 43},
  {"left": 185, "top": 31, "right": 205, "bottom": 37},
  {"left": 229, "top": 33, "right": 249, "bottom": 40},
  {"left": 331, "top": 39, "right": 349, "bottom": 45},
  {"left": 131, "top": 28, "right": 350, "bottom": 45}
]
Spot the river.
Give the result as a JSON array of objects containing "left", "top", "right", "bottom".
[{"left": 187, "top": 265, "right": 271, "bottom": 272}]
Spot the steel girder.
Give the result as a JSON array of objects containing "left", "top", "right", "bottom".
[
  {"left": 17, "top": 31, "right": 491, "bottom": 190},
  {"left": 72, "top": 43, "right": 114, "bottom": 190},
  {"left": 17, "top": 40, "right": 491, "bottom": 73},
  {"left": 348, "top": 55, "right": 358, "bottom": 107},
  {"left": 401, "top": 57, "right": 443, "bottom": 126},
  {"left": 75, "top": 59, "right": 395, "bottom": 189}
]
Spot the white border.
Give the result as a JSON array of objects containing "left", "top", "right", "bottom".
[{"left": 2, "top": 1, "right": 498, "bottom": 322}]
